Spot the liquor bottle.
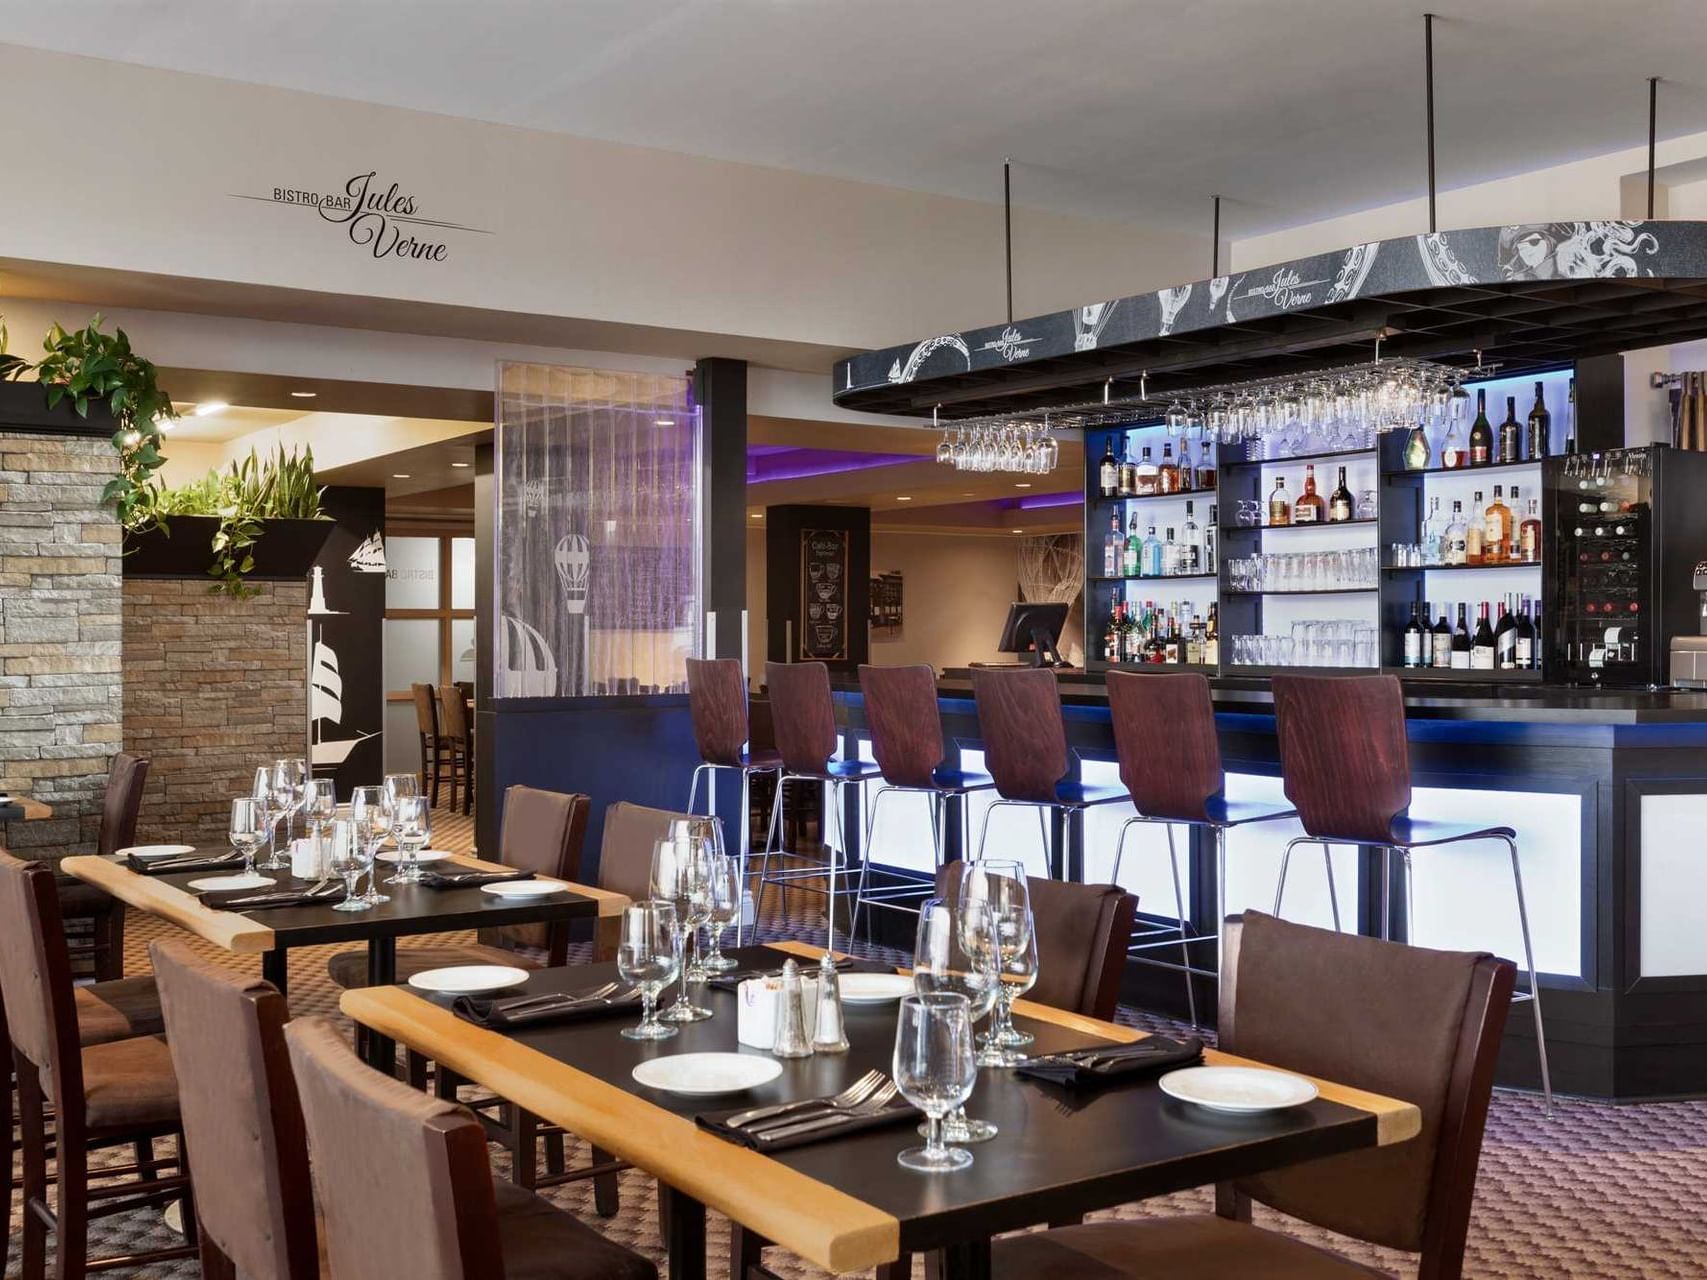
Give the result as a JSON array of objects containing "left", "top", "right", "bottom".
[
  {"left": 1204, "top": 504, "right": 1219, "bottom": 573},
  {"left": 1469, "top": 389, "right": 1493, "bottom": 466},
  {"left": 1135, "top": 446, "right": 1159, "bottom": 495},
  {"left": 1162, "top": 527, "right": 1179, "bottom": 576},
  {"left": 1431, "top": 606, "right": 1453, "bottom": 669},
  {"left": 1158, "top": 444, "right": 1180, "bottom": 494},
  {"left": 1465, "top": 491, "right": 1485, "bottom": 566},
  {"left": 1421, "top": 495, "right": 1442, "bottom": 564},
  {"left": 1565, "top": 377, "right": 1577, "bottom": 455},
  {"left": 1181, "top": 502, "right": 1203, "bottom": 574},
  {"left": 1123, "top": 513, "right": 1141, "bottom": 577},
  {"left": 1471, "top": 602, "right": 1496, "bottom": 669},
  {"left": 1494, "top": 598, "right": 1517, "bottom": 670},
  {"left": 1268, "top": 475, "right": 1292, "bottom": 526},
  {"left": 1204, "top": 603, "right": 1219, "bottom": 666},
  {"left": 1186, "top": 615, "right": 1206, "bottom": 666},
  {"left": 1178, "top": 439, "right": 1197, "bottom": 491},
  {"left": 1294, "top": 464, "right": 1325, "bottom": 523},
  {"left": 1105, "top": 601, "right": 1122, "bottom": 661},
  {"left": 1197, "top": 441, "right": 1217, "bottom": 490},
  {"left": 1483, "top": 485, "right": 1512, "bottom": 565},
  {"left": 1403, "top": 421, "right": 1431, "bottom": 470},
  {"left": 1515, "top": 597, "right": 1537, "bottom": 669},
  {"left": 1526, "top": 382, "right": 1550, "bottom": 459},
  {"left": 1118, "top": 447, "right": 1139, "bottom": 497},
  {"left": 1122, "top": 603, "right": 1141, "bottom": 663},
  {"left": 1403, "top": 602, "right": 1426, "bottom": 668},
  {"left": 1164, "top": 614, "right": 1182, "bottom": 665},
  {"left": 1104, "top": 513, "right": 1122, "bottom": 577},
  {"left": 1141, "top": 523, "right": 1164, "bottom": 577},
  {"left": 1498, "top": 396, "right": 1521, "bottom": 465},
  {"left": 1444, "top": 501, "right": 1468, "bottom": 566},
  {"left": 1328, "top": 466, "right": 1354, "bottom": 522},
  {"left": 1098, "top": 439, "right": 1119, "bottom": 497},
  {"left": 1451, "top": 604, "right": 1472, "bottom": 669},
  {"left": 1145, "top": 610, "right": 1167, "bottom": 663},
  {"left": 1441, "top": 414, "right": 1467, "bottom": 469},
  {"left": 1518, "top": 493, "right": 1542, "bottom": 564}
]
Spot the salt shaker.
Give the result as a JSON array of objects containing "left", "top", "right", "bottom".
[
  {"left": 811, "top": 954, "right": 849, "bottom": 1054},
  {"left": 771, "top": 959, "right": 813, "bottom": 1058}
]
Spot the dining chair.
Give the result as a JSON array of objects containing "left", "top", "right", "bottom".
[
  {"left": 0, "top": 850, "right": 196, "bottom": 1280},
  {"left": 149, "top": 939, "right": 320, "bottom": 1280},
  {"left": 985, "top": 910, "right": 1516, "bottom": 1280},
  {"left": 438, "top": 683, "right": 475, "bottom": 815},
  {"left": 1269, "top": 673, "right": 1551, "bottom": 1111},
  {"left": 933, "top": 861, "right": 1137, "bottom": 1020},
  {"left": 54, "top": 751, "right": 150, "bottom": 980},
  {"left": 414, "top": 682, "right": 449, "bottom": 807},
  {"left": 282, "top": 1014, "right": 657, "bottom": 1280}
]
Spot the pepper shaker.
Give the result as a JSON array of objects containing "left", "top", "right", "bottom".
[
  {"left": 771, "top": 959, "right": 813, "bottom": 1059},
  {"left": 811, "top": 953, "right": 849, "bottom": 1054}
]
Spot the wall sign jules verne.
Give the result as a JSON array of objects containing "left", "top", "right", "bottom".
[{"left": 233, "top": 170, "right": 492, "bottom": 262}]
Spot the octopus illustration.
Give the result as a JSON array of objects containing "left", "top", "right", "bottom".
[
  {"left": 887, "top": 334, "right": 973, "bottom": 384},
  {"left": 1498, "top": 221, "right": 1659, "bottom": 281},
  {"left": 1325, "top": 242, "right": 1381, "bottom": 302},
  {"left": 1416, "top": 232, "right": 1476, "bottom": 287}
]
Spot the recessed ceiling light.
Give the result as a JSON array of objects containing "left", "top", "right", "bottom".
[
  {"left": 654, "top": 418, "right": 674, "bottom": 426},
  {"left": 193, "top": 401, "right": 229, "bottom": 417},
  {"left": 450, "top": 461, "right": 471, "bottom": 469},
  {"left": 751, "top": 512, "right": 763, "bottom": 519},
  {"left": 289, "top": 390, "right": 317, "bottom": 399},
  {"left": 1014, "top": 482, "right": 1032, "bottom": 488},
  {"left": 897, "top": 495, "right": 913, "bottom": 501},
  {"left": 393, "top": 473, "right": 411, "bottom": 479},
  {"left": 1012, "top": 528, "right": 1024, "bottom": 534}
]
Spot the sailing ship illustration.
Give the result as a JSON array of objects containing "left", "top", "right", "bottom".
[
  {"left": 307, "top": 567, "right": 379, "bottom": 769},
  {"left": 347, "top": 530, "right": 386, "bottom": 573}
]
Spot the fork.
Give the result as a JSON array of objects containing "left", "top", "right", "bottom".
[
  {"left": 490, "top": 981, "right": 619, "bottom": 1013},
  {"left": 754, "top": 1081, "right": 903, "bottom": 1142},
  {"left": 723, "top": 1069, "right": 884, "bottom": 1130}
]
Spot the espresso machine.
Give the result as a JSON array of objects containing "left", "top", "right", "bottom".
[{"left": 1668, "top": 562, "right": 1707, "bottom": 688}]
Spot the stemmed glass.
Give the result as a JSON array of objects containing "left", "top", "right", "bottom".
[
  {"left": 912, "top": 897, "right": 999, "bottom": 1144},
  {"left": 350, "top": 786, "right": 391, "bottom": 906},
  {"left": 651, "top": 832, "right": 713, "bottom": 1022},
  {"left": 228, "top": 797, "right": 271, "bottom": 882},
  {"left": 962, "top": 860, "right": 1035, "bottom": 1067},
  {"left": 271, "top": 759, "right": 308, "bottom": 867},
  {"left": 389, "top": 796, "right": 431, "bottom": 884},
  {"left": 383, "top": 772, "right": 418, "bottom": 811},
  {"left": 327, "top": 820, "right": 370, "bottom": 912},
  {"left": 252, "top": 767, "right": 280, "bottom": 869},
  {"left": 893, "top": 992, "right": 978, "bottom": 1173},
  {"left": 699, "top": 852, "right": 741, "bottom": 975},
  {"left": 618, "top": 902, "right": 680, "bottom": 1040},
  {"left": 302, "top": 779, "right": 336, "bottom": 843}
]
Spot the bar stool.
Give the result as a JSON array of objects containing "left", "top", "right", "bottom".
[
  {"left": 968, "top": 667, "right": 1126, "bottom": 878},
  {"left": 849, "top": 664, "right": 994, "bottom": 945},
  {"left": 1270, "top": 673, "right": 1552, "bottom": 1110},
  {"left": 1105, "top": 670, "right": 1296, "bottom": 1028},
  {"left": 754, "top": 661, "right": 884, "bottom": 950}
]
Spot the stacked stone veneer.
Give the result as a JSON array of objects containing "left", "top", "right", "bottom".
[
  {"left": 123, "top": 578, "right": 307, "bottom": 849},
  {"left": 0, "top": 434, "right": 123, "bottom": 858}
]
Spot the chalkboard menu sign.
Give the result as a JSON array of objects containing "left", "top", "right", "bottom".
[{"left": 800, "top": 529, "right": 849, "bottom": 660}]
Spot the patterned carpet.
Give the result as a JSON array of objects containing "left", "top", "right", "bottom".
[{"left": 10, "top": 808, "right": 1707, "bottom": 1278}]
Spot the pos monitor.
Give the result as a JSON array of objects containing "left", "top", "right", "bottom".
[{"left": 995, "top": 601, "right": 1070, "bottom": 668}]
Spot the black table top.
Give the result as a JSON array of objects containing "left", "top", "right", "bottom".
[{"left": 409, "top": 946, "right": 1379, "bottom": 1252}]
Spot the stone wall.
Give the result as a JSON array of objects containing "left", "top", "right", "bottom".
[
  {"left": 0, "top": 434, "right": 123, "bottom": 857},
  {"left": 123, "top": 578, "right": 307, "bottom": 848}
]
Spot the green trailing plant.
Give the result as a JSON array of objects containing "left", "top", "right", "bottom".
[{"left": 0, "top": 321, "right": 29, "bottom": 382}]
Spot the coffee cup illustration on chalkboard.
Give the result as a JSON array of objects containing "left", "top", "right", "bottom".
[{"left": 800, "top": 528, "right": 851, "bottom": 662}]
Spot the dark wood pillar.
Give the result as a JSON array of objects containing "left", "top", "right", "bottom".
[
  {"left": 694, "top": 358, "right": 748, "bottom": 663},
  {"left": 1574, "top": 354, "right": 1625, "bottom": 452}
]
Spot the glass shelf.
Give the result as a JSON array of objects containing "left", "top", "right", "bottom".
[
  {"left": 1090, "top": 573, "right": 1219, "bottom": 583},
  {"left": 1386, "top": 458, "right": 1543, "bottom": 479},
  {"left": 1221, "top": 446, "right": 1376, "bottom": 470},
  {"left": 1384, "top": 562, "right": 1542, "bottom": 572},
  {"left": 1091, "top": 489, "right": 1217, "bottom": 505},
  {"left": 1222, "top": 586, "right": 1378, "bottom": 596},
  {"left": 1222, "top": 517, "right": 1377, "bottom": 533}
]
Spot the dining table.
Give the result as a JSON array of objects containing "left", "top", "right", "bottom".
[
  {"left": 342, "top": 940, "right": 1421, "bottom": 1280},
  {"left": 60, "top": 847, "right": 630, "bottom": 1070},
  {"left": 0, "top": 795, "right": 55, "bottom": 822}
]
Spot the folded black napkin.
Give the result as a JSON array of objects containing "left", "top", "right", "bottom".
[
  {"left": 126, "top": 853, "right": 246, "bottom": 876},
  {"left": 707, "top": 956, "right": 895, "bottom": 993},
  {"left": 696, "top": 1096, "right": 920, "bottom": 1152},
  {"left": 200, "top": 883, "right": 347, "bottom": 912},
  {"left": 417, "top": 868, "right": 536, "bottom": 890},
  {"left": 1015, "top": 1035, "right": 1205, "bottom": 1089},
  {"left": 451, "top": 987, "right": 641, "bottom": 1028}
]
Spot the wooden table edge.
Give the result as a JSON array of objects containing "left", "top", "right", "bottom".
[
  {"left": 766, "top": 941, "right": 1421, "bottom": 1148},
  {"left": 341, "top": 985, "right": 900, "bottom": 1273},
  {"left": 58, "top": 855, "right": 276, "bottom": 954},
  {"left": 9, "top": 798, "right": 53, "bottom": 820}
]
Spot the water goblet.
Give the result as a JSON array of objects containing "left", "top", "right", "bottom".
[
  {"left": 913, "top": 897, "right": 1000, "bottom": 1144},
  {"left": 960, "top": 861, "right": 1034, "bottom": 1065},
  {"left": 228, "top": 797, "right": 271, "bottom": 881},
  {"left": 389, "top": 796, "right": 431, "bottom": 885},
  {"left": 700, "top": 852, "right": 741, "bottom": 974},
  {"left": 651, "top": 831, "right": 713, "bottom": 1022},
  {"left": 270, "top": 759, "right": 308, "bottom": 869},
  {"left": 252, "top": 766, "right": 280, "bottom": 869},
  {"left": 326, "top": 820, "right": 371, "bottom": 912},
  {"left": 893, "top": 993, "right": 977, "bottom": 1173},
  {"left": 619, "top": 902, "right": 681, "bottom": 1040},
  {"left": 350, "top": 786, "right": 391, "bottom": 905},
  {"left": 302, "top": 779, "right": 336, "bottom": 844}
]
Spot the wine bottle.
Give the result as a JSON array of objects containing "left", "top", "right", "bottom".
[
  {"left": 1494, "top": 598, "right": 1517, "bottom": 670},
  {"left": 1498, "top": 396, "right": 1521, "bottom": 464},
  {"left": 1451, "top": 604, "right": 1472, "bottom": 669},
  {"left": 1565, "top": 377, "right": 1578, "bottom": 455},
  {"left": 1294, "top": 464, "right": 1325, "bottom": 523},
  {"left": 1515, "top": 597, "right": 1537, "bottom": 669},
  {"left": 1469, "top": 389, "right": 1493, "bottom": 466},
  {"left": 1431, "top": 607, "right": 1453, "bottom": 668},
  {"left": 1471, "top": 602, "right": 1496, "bottom": 670},
  {"left": 1526, "top": 382, "right": 1550, "bottom": 459},
  {"left": 1328, "top": 466, "right": 1354, "bottom": 522},
  {"left": 1403, "top": 602, "right": 1425, "bottom": 669},
  {"left": 1099, "top": 439, "right": 1119, "bottom": 497}
]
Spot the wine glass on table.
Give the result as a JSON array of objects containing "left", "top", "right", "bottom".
[
  {"left": 251, "top": 767, "right": 280, "bottom": 870},
  {"left": 962, "top": 860, "right": 1036, "bottom": 1066},
  {"left": 700, "top": 851, "right": 741, "bottom": 974},
  {"left": 326, "top": 819, "right": 371, "bottom": 913},
  {"left": 350, "top": 786, "right": 390, "bottom": 906},
  {"left": 912, "top": 896, "right": 999, "bottom": 1143},
  {"left": 271, "top": 759, "right": 308, "bottom": 869},
  {"left": 302, "top": 779, "right": 336, "bottom": 840},
  {"left": 893, "top": 992, "right": 978, "bottom": 1173},
  {"left": 617, "top": 902, "right": 680, "bottom": 1041},
  {"left": 651, "top": 831, "right": 713, "bottom": 1022},
  {"left": 228, "top": 797, "right": 272, "bottom": 882},
  {"left": 389, "top": 796, "right": 431, "bottom": 885}
]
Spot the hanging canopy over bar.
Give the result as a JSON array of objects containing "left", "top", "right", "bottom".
[{"left": 833, "top": 219, "right": 1707, "bottom": 417}]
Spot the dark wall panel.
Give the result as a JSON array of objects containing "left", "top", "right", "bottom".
[{"left": 310, "top": 486, "right": 386, "bottom": 799}]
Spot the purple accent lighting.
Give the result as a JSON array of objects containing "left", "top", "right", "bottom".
[
  {"left": 747, "top": 447, "right": 918, "bottom": 484},
  {"left": 1015, "top": 491, "right": 1084, "bottom": 510}
]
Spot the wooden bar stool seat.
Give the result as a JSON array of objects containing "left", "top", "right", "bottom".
[{"left": 1270, "top": 673, "right": 1552, "bottom": 1112}]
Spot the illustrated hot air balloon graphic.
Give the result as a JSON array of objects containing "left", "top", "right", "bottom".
[{"left": 554, "top": 533, "right": 591, "bottom": 615}]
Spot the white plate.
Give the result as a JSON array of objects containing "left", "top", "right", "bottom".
[
  {"left": 631, "top": 1053, "right": 783, "bottom": 1096},
  {"left": 480, "top": 880, "right": 562, "bottom": 899},
  {"left": 120, "top": 844, "right": 196, "bottom": 860},
  {"left": 375, "top": 848, "right": 454, "bottom": 864},
  {"left": 1158, "top": 1066, "right": 1319, "bottom": 1115},
  {"left": 407, "top": 965, "right": 530, "bottom": 995},
  {"left": 187, "top": 873, "right": 276, "bottom": 892},
  {"left": 836, "top": 973, "right": 914, "bottom": 1004}
]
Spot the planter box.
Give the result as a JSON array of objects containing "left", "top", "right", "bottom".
[
  {"left": 123, "top": 517, "right": 335, "bottom": 581},
  {"left": 0, "top": 380, "right": 117, "bottom": 437}
]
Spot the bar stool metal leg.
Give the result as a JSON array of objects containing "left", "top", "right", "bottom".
[
  {"left": 1501, "top": 834, "right": 1553, "bottom": 1113},
  {"left": 686, "top": 763, "right": 711, "bottom": 816},
  {"left": 1273, "top": 837, "right": 1342, "bottom": 932},
  {"left": 1109, "top": 817, "right": 1200, "bottom": 1028},
  {"left": 754, "top": 775, "right": 787, "bottom": 928}
]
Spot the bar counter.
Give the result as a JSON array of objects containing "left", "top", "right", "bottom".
[{"left": 829, "top": 671, "right": 1707, "bottom": 1102}]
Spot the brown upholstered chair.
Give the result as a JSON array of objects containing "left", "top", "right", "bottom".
[
  {"left": 438, "top": 684, "right": 475, "bottom": 815},
  {"left": 414, "top": 682, "right": 450, "bottom": 807},
  {"left": 0, "top": 850, "right": 195, "bottom": 1279},
  {"left": 149, "top": 939, "right": 320, "bottom": 1280},
  {"left": 968, "top": 666, "right": 1125, "bottom": 877},
  {"left": 684, "top": 658, "right": 781, "bottom": 889},
  {"left": 933, "top": 861, "right": 1137, "bottom": 1020},
  {"left": 1104, "top": 670, "right": 1296, "bottom": 1026},
  {"left": 54, "top": 751, "right": 150, "bottom": 980},
  {"left": 1270, "top": 673, "right": 1551, "bottom": 1111},
  {"left": 988, "top": 910, "right": 1516, "bottom": 1280},
  {"left": 283, "top": 1014, "right": 656, "bottom": 1280},
  {"left": 753, "top": 661, "right": 884, "bottom": 950}
]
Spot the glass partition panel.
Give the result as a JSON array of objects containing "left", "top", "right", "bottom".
[{"left": 496, "top": 363, "right": 703, "bottom": 697}]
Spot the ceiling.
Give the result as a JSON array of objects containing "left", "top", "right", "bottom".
[
  {"left": 5, "top": 2, "right": 1707, "bottom": 235},
  {"left": 164, "top": 403, "right": 309, "bottom": 443}
]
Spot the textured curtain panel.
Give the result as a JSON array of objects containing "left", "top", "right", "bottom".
[{"left": 495, "top": 363, "right": 704, "bottom": 697}]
